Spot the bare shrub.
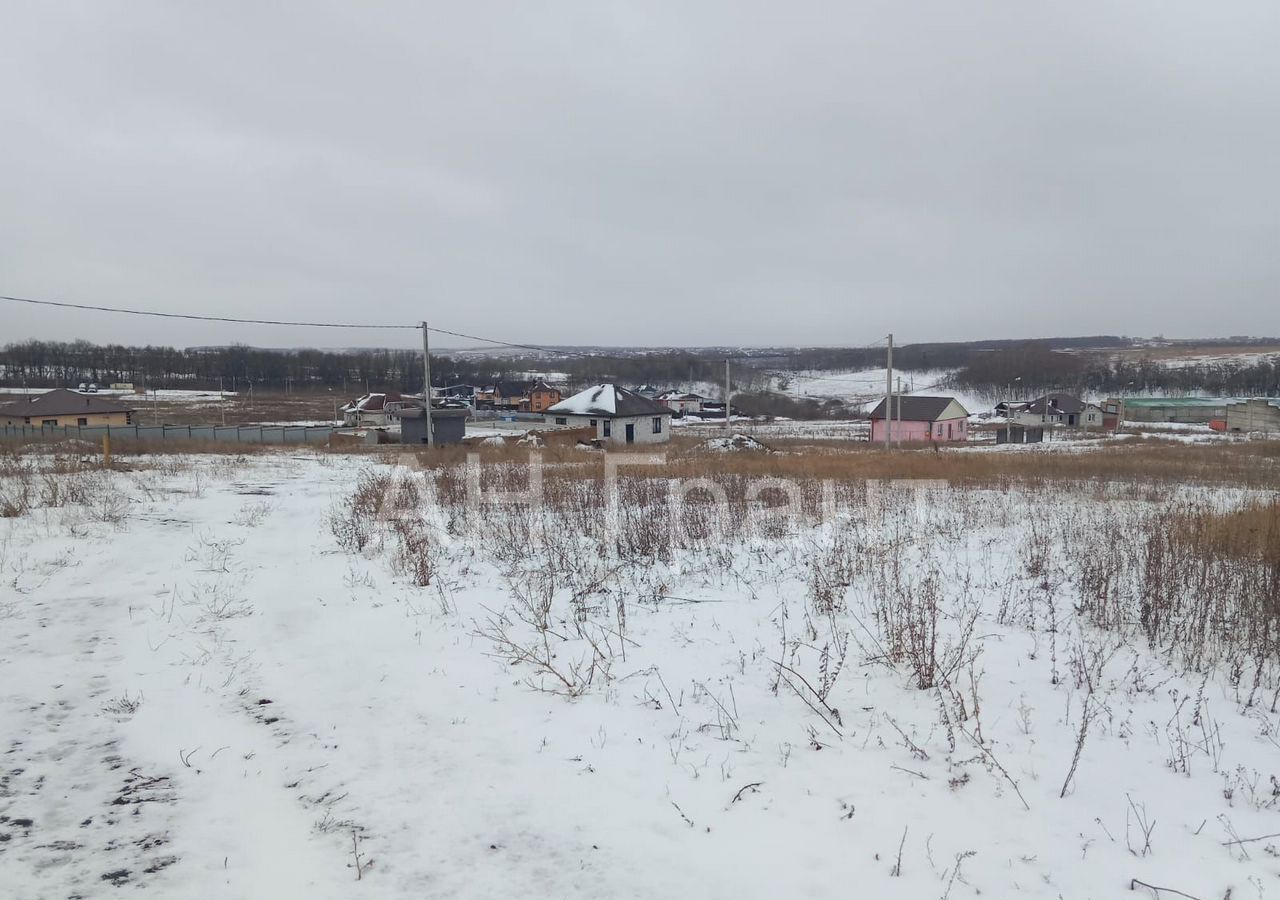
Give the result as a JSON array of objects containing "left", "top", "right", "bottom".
[
  {"left": 391, "top": 516, "right": 438, "bottom": 587},
  {"left": 188, "top": 578, "right": 253, "bottom": 621},
  {"left": 329, "top": 499, "right": 374, "bottom": 553},
  {"left": 0, "top": 479, "right": 31, "bottom": 517},
  {"left": 329, "top": 468, "right": 400, "bottom": 554},
  {"left": 474, "top": 609, "right": 611, "bottom": 698},
  {"left": 92, "top": 491, "right": 128, "bottom": 525},
  {"left": 185, "top": 533, "right": 244, "bottom": 572},
  {"left": 232, "top": 499, "right": 275, "bottom": 527},
  {"left": 873, "top": 564, "right": 979, "bottom": 692}
]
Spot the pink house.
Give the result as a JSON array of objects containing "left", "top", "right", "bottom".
[{"left": 869, "top": 395, "right": 970, "bottom": 443}]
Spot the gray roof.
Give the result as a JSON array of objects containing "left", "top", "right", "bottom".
[
  {"left": 493, "top": 380, "right": 534, "bottom": 397},
  {"left": 1024, "top": 393, "right": 1088, "bottom": 415},
  {"left": 0, "top": 388, "right": 135, "bottom": 418},
  {"left": 868, "top": 395, "right": 966, "bottom": 421}
]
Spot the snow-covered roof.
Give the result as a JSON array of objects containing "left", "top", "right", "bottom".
[
  {"left": 344, "top": 392, "right": 402, "bottom": 412},
  {"left": 546, "top": 384, "right": 671, "bottom": 418}
]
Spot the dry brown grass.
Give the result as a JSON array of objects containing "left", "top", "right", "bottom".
[
  {"left": 420, "top": 436, "right": 1280, "bottom": 490},
  {"left": 122, "top": 390, "right": 342, "bottom": 426},
  {"left": 1176, "top": 501, "right": 1280, "bottom": 567}
]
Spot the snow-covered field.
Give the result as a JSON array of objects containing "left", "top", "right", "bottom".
[
  {"left": 1113, "top": 349, "right": 1280, "bottom": 371},
  {"left": 0, "top": 388, "right": 234, "bottom": 402},
  {"left": 767, "top": 368, "right": 1004, "bottom": 417},
  {"left": 2, "top": 445, "right": 1279, "bottom": 899},
  {"left": 679, "top": 418, "right": 871, "bottom": 441}
]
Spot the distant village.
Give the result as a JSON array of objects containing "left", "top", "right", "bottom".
[{"left": 3, "top": 376, "right": 1280, "bottom": 449}]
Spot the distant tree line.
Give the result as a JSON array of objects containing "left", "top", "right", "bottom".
[
  {"left": 0, "top": 340, "right": 732, "bottom": 395},
  {"left": 3, "top": 338, "right": 1275, "bottom": 401},
  {"left": 949, "top": 344, "right": 1280, "bottom": 398},
  {"left": 0, "top": 340, "right": 482, "bottom": 394},
  {"left": 758, "top": 336, "right": 1134, "bottom": 375}
]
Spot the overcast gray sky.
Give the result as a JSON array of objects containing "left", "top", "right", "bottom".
[{"left": 1, "top": 1, "right": 1277, "bottom": 350}]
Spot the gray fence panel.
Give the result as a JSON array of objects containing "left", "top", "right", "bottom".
[{"left": 2, "top": 422, "right": 339, "bottom": 446}]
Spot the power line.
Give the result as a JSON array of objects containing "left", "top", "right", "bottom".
[
  {"left": 1, "top": 291, "right": 904, "bottom": 379},
  {"left": 0, "top": 293, "right": 419, "bottom": 330},
  {"left": 421, "top": 325, "right": 616, "bottom": 360},
  {"left": 1, "top": 292, "right": 715, "bottom": 361}
]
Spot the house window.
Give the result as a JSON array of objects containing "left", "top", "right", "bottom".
[
  {"left": 555, "top": 417, "right": 567, "bottom": 425},
  {"left": 652, "top": 417, "right": 662, "bottom": 434},
  {"left": 589, "top": 419, "right": 597, "bottom": 427},
  {"left": 41, "top": 419, "right": 57, "bottom": 426},
  {"left": 77, "top": 418, "right": 88, "bottom": 426},
  {"left": 603, "top": 421, "right": 611, "bottom": 437}
]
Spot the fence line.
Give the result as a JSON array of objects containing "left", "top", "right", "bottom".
[{"left": 0, "top": 423, "right": 339, "bottom": 446}]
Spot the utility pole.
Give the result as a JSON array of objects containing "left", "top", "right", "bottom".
[
  {"left": 724, "top": 359, "right": 731, "bottom": 429},
  {"left": 421, "top": 321, "right": 434, "bottom": 448},
  {"left": 896, "top": 376, "right": 903, "bottom": 447},
  {"left": 884, "top": 333, "right": 893, "bottom": 447}
]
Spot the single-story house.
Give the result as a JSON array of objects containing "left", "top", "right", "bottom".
[
  {"left": 398, "top": 405, "right": 470, "bottom": 445},
  {"left": 544, "top": 384, "right": 673, "bottom": 445},
  {"left": 0, "top": 388, "right": 135, "bottom": 427},
  {"left": 1009, "top": 393, "right": 1103, "bottom": 428},
  {"left": 868, "top": 395, "right": 969, "bottom": 443},
  {"left": 1225, "top": 398, "right": 1280, "bottom": 434},
  {"left": 340, "top": 392, "right": 405, "bottom": 427},
  {"left": 656, "top": 391, "right": 706, "bottom": 415}
]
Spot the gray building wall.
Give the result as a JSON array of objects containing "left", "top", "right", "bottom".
[
  {"left": 543, "top": 412, "right": 671, "bottom": 444},
  {"left": 1225, "top": 400, "right": 1280, "bottom": 434},
  {"left": 0, "top": 423, "right": 338, "bottom": 445},
  {"left": 400, "top": 412, "right": 466, "bottom": 445},
  {"left": 1122, "top": 401, "right": 1228, "bottom": 424}
]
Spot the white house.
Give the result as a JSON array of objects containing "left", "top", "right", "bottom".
[
  {"left": 544, "top": 384, "right": 673, "bottom": 445},
  {"left": 1008, "top": 393, "right": 1103, "bottom": 428},
  {"left": 340, "top": 392, "right": 406, "bottom": 427},
  {"left": 656, "top": 390, "right": 706, "bottom": 415}
]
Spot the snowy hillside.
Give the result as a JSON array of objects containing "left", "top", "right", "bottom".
[
  {"left": 2, "top": 446, "right": 1278, "bottom": 899},
  {"left": 766, "top": 368, "right": 1004, "bottom": 417}
]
